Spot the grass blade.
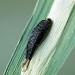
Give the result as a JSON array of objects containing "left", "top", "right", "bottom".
[
  {"left": 3, "top": 0, "right": 54, "bottom": 75},
  {"left": 21, "top": 0, "right": 75, "bottom": 75}
]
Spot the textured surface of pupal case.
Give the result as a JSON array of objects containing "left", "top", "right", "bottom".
[{"left": 25, "top": 18, "right": 53, "bottom": 60}]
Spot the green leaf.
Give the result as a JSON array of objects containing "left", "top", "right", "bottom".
[
  {"left": 44, "top": 5, "right": 75, "bottom": 75},
  {"left": 3, "top": 0, "right": 75, "bottom": 75},
  {"left": 3, "top": 0, "right": 54, "bottom": 75},
  {"left": 21, "top": 0, "right": 75, "bottom": 75}
]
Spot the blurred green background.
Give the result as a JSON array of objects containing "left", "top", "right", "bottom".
[{"left": 0, "top": 0, "right": 75, "bottom": 75}]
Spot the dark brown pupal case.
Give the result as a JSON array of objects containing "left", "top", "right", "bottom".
[{"left": 25, "top": 18, "right": 53, "bottom": 60}]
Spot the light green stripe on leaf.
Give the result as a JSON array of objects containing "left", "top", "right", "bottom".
[{"left": 44, "top": 5, "right": 75, "bottom": 75}]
